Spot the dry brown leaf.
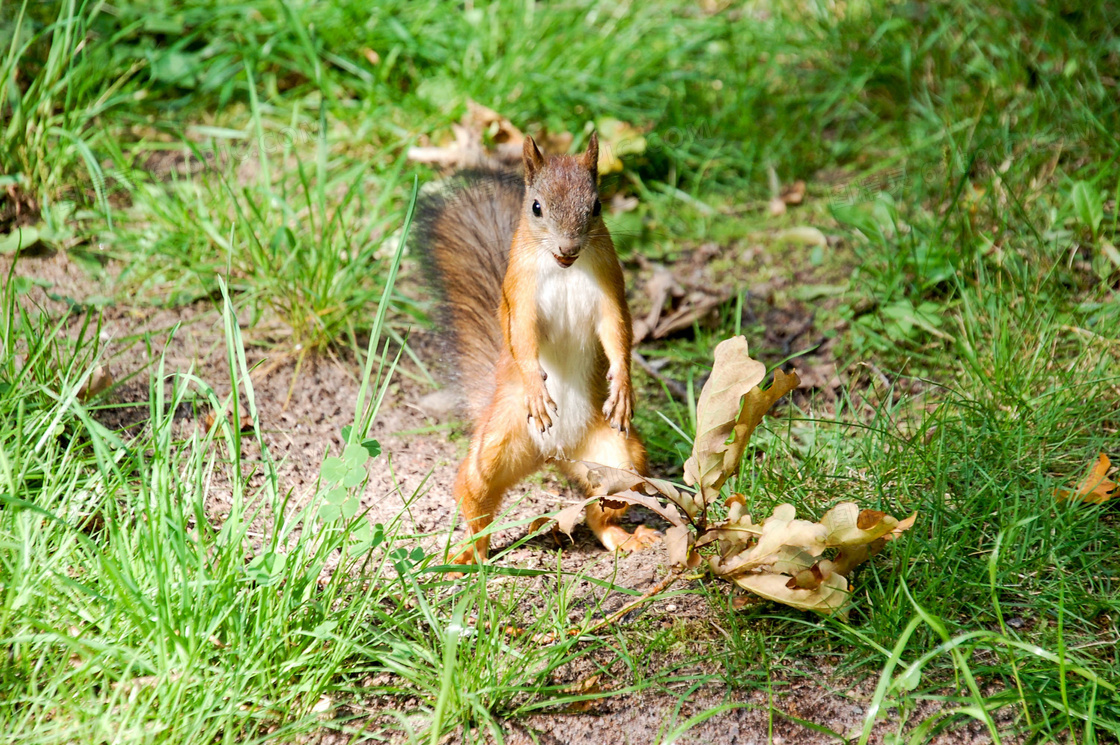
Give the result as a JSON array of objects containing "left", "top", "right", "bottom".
[
  {"left": 595, "top": 118, "right": 646, "bottom": 174},
  {"left": 770, "top": 546, "right": 821, "bottom": 578},
  {"left": 631, "top": 319, "right": 652, "bottom": 346},
  {"left": 554, "top": 502, "right": 586, "bottom": 540},
  {"left": 529, "top": 516, "right": 564, "bottom": 546},
  {"left": 683, "top": 336, "right": 800, "bottom": 507},
  {"left": 77, "top": 365, "right": 113, "bottom": 401},
  {"left": 785, "top": 562, "right": 827, "bottom": 590},
  {"left": 709, "top": 504, "right": 826, "bottom": 577},
  {"left": 467, "top": 100, "right": 524, "bottom": 146},
  {"left": 607, "top": 490, "right": 687, "bottom": 528},
  {"left": 734, "top": 570, "right": 849, "bottom": 618},
  {"left": 547, "top": 487, "right": 685, "bottom": 544},
  {"left": 883, "top": 512, "right": 918, "bottom": 541},
  {"left": 407, "top": 100, "right": 533, "bottom": 170},
  {"left": 832, "top": 544, "right": 874, "bottom": 577},
  {"left": 665, "top": 524, "right": 700, "bottom": 568},
  {"left": 732, "top": 594, "right": 762, "bottom": 611},
  {"left": 362, "top": 48, "right": 380, "bottom": 65},
  {"left": 573, "top": 462, "right": 689, "bottom": 524},
  {"left": 695, "top": 497, "right": 756, "bottom": 554},
  {"left": 559, "top": 674, "right": 604, "bottom": 713},
  {"left": 712, "top": 501, "right": 913, "bottom": 616},
  {"left": 1056, "top": 453, "right": 1117, "bottom": 505},
  {"left": 780, "top": 180, "right": 807, "bottom": 206},
  {"left": 684, "top": 337, "right": 765, "bottom": 501},
  {"left": 536, "top": 127, "right": 574, "bottom": 155},
  {"left": 406, "top": 125, "right": 474, "bottom": 168},
  {"left": 820, "top": 502, "right": 898, "bottom": 547},
  {"left": 204, "top": 412, "right": 255, "bottom": 435}
]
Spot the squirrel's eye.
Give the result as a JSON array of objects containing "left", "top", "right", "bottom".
[
  {"left": 532, "top": 200, "right": 542, "bottom": 217},
  {"left": 592, "top": 198, "right": 601, "bottom": 217}
]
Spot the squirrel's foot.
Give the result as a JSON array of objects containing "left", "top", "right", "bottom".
[
  {"left": 445, "top": 545, "right": 484, "bottom": 579},
  {"left": 443, "top": 537, "right": 488, "bottom": 571},
  {"left": 597, "top": 524, "right": 662, "bottom": 553}
]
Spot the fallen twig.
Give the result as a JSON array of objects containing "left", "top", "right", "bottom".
[
  {"left": 571, "top": 566, "right": 687, "bottom": 641},
  {"left": 632, "top": 351, "right": 689, "bottom": 402}
]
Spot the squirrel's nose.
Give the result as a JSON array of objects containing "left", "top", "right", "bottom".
[{"left": 557, "top": 239, "right": 581, "bottom": 257}]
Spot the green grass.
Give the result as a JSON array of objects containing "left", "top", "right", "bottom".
[{"left": 2, "top": 0, "right": 1120, "bottom": 742}]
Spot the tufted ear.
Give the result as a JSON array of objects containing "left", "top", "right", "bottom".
[
  {"left": 523, "top": 136, "right": 545, "bottom": 184},
  {"left": 581, "top": 131, "right": 599, "bottom": 180}
]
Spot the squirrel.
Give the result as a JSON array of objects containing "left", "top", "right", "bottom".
[{"left": 415, "top": 132, "right": 661, "bottom": 566}]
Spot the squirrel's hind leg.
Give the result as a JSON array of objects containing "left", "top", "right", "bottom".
[
  {"left": 451, "top": 391, "right": 542, "bottom": 567},
  {"left": 564, "top": 421, "right": 661, "bottom": 553}
]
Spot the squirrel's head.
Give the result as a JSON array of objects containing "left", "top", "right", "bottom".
[{"left": 522, "top": 133, "right": 602, "bottom": 269}]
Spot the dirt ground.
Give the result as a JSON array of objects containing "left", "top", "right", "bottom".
[{"left": 4, "top": 246, "right": 1001, "bottom": 744}]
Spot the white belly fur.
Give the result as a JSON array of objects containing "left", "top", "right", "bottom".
[{"left": 530, "top": 259, "right": 603, "bottom": 458}]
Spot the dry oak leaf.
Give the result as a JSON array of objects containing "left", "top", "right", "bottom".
[
  {"left": 780, "top": 180, "right": 807, "bottom": 206},
  {"left": 734, "top": 570, "right": 849, "bottom": 618},
  {"left": 1056, "top": 453, "right": 1117, "bottom": 505},
  {"left": 665, "top": 524, "right": 702, "bottom": 569},
  {"left": 559, "top": 674, "right": 605, "bottom": 713},
  {"left": 683, "top": 336, "right": 800, "bottom": 507},
  {"left": 76, "top": 365, "right": 113, "bottom": 401},
  {"left": 572, "top": 462, "right": 688, "bottom": 525},
  {"left": 551, "top": 490, "right": 672, "bottom": 544},
  {"left": 708, "top": 503, "right": 826, "bottom": 577},
  {"left": 466, "top": 100, "right": 524, "bottom": 147},
  {"left": 695, "top": 493, "right": 758, "bottom": 555},
  {"left": 635, "top": 264, "right": 684, "bottom": 344},
  {"left": 651, "top": 291, "right": 731, "bottom": 340},
  {"left": 884, "top": 511, "right": 918, "bottom": 540},
  {"left": 204, "top": 411, "right": 255, "bottom": 434},
  {"left": 820, "top": 503, "right": 917, "bottom": 576},
  {"left": 595, "top": 118, "right": 647, "bottom": 174},
  {"left": 549, "top": 464, "right": 685, "bottom": 545},
  {"left": 407, "top": 100, "right": 529, "bottom": 169},
  {"left": 820, "top": 503, "right": 898, "bottom": 547},
  {"left": 714, "top": 502, "right": 915, "bottom": 617}
]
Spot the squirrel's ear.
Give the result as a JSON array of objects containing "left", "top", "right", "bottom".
[
  {"left": 581, "top": 132, "right": 599, "bottom": 179},
  {"left": 523, "top": 136, "right": 545, "bottom": 183}
]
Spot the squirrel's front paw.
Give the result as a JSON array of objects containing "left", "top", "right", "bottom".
[
  {"left": 525, "top": 380, "right": 557, "bottom": 432},
  {"left": 603, "top": 369, "right": 633, "bottom": 434}
]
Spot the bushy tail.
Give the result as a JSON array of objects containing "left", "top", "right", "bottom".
[{"left": 413, "top": 170, "right": 524, "bottom": 421}]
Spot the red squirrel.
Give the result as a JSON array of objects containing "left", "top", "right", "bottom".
[{"left": 416, "top": 133, "right": 660, "bottom": 565}]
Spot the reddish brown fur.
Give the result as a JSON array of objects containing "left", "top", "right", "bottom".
[{"left": 415, "top": 134, "right": 659, "bottom": 565}]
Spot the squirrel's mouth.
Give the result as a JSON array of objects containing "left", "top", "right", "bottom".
[{"left": 555, "top": 255, "right": 578, "bottom": 268}]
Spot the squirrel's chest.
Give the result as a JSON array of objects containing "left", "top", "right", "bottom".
[
  {"left": 530, "top": 265, "right": 603, "bottom": 455},
  {"left": 535, "top": 265, "right": 603, "bottom": 348}
]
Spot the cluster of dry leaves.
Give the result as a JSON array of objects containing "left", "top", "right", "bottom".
[
  {"left": 630, "top": 249, "right": 732, "bottom": 345},
  {"left": 557, "top": 336, "right": 916, "bottom": 617}
]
